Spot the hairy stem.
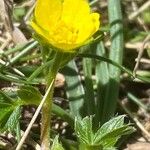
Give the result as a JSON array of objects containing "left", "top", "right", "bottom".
[{"left": 41, "top": 51, "right": 63, "bottom": 150}]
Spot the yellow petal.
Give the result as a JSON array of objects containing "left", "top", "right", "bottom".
[
  {"left": 76, "top": 13, "right": 100, "bottom": 44},
  {"left": 30, "top": 0, "right": 100, "bottom": 51},
  {"left": 61, "top": 0, "right": 90, "bottom": 26},
  {"left": 34, "top": 0, "right": 62, "bottom": 30},
  {"left": 30, "top": 21, "right": 50, "bottom": 42}
]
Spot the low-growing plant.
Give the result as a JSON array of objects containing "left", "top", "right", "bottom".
[{"left": 2, "top": 0, "right": 150, "bottom": 150}]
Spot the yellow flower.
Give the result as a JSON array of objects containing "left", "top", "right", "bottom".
[{"left": 30, "top": 0, "right": 100, "bottom": 51}]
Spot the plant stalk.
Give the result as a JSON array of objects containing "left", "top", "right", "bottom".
[{"left": 40, "top": 51, "right": 63, "bottom": 150}]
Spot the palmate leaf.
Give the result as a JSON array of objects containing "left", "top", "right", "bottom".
[
  {"left": 0, "top": 85, "right": 42, "bottom": 132},
  {"left": 75, "top": 115, "right": 135, "bottom": 150},
  {"left": 0, "top": 91, "right": 21, "bottom": 133},
  {"left": 94, "top": 115, "right": 125, "bottom": 140},
  {"left": 2, "top": 106, "right": 21, "bottom": 133},
  {"left": 75, "top": 116, "right": 94, "bottom": 145},
  {"left": 75, "top": 116, "right": 103, "bottom": 150},
  {"left": 17, "top": 85, "right": 42, "bottom": 105},
  {"left": 0, "top": 91, "right": 14, "bottom": 104},
  {"left": 98, "top": 125, "right": 134, "bottom": 148},
  {"left": 93, "top": 115, "right": 135, "bottom": 147},
  {"left": 0, "top": 108, "right": 14, "bottom": 127},
  {"left": 0, "top": 85, "right": 74, "bottom": 134}
]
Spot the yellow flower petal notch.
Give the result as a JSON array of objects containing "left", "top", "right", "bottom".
[{"left": 30, "top": 0, "right": 100, "bottom": 52}]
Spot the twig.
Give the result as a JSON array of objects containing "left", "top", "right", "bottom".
[
  {"left": 133, "top": 117, "right": 150, "bottom": 139},
  {"left": 0, "top": 59, "right": 25, "bottom": 77},
  {"left": 12, "top": 68, "right": 25, "bottom": 77},
  {"left": 24, "top": 2, "right": 36, "bottom": 23},
  {"left": 133, "top": 35, "right": 150, "bottom": 76},
  {"left": 16, "top": 79, "right": 54, "bottom": 150},
  {"left": 131, "top": 1, "right": 148, "bottom": 32},
  {"left": 125, "top": 42, "right": 150, "bottom": 50},
  {"left": 135, "top": 58, "right": 150, "bottom": 64},
  {"left": 24, "top": 132, "right": 41, "bottom": 150},
  {"left": 15, "top": 0, "right": 35, "bottom": 8},
  {"left": 16, "top": 130, "right": 41, "bottom": 150},
  {"left": 131, "top": 1, "right": 150, "bottom": 76},
  {"left": 90, "top": 0, "right": 99, "bottom": 6},
  {"left": 119, "top": 101, "right": 150, "bottom": 140},
  {"left": 105, "top": 41, "right": 150, "bottom": 50},
  {"left": 129, "top": 0, "right": 150, "bottom": 20}
]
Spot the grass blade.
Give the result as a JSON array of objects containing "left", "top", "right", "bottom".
[
  {"left": 104, "top": 0, "right": 124, "bottom": 122},
  {"left": 83, "top": 46, "right": 95, "bottom": 116},
  {"left": 94, "top": 42, "right": 110, "bottom": 125},
  {"left": 62, "top": 60, "right": 85, "bottom": 118}
]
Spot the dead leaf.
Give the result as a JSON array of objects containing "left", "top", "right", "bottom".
[
  {"left": 12, "top": 27, "right": 28, "bottom": 44},
  {"left": 125, "top": 142, "right": 150, "bottom": 150},
  {"left": 0, "top": 0, "right": 13, "bottom": 33}
]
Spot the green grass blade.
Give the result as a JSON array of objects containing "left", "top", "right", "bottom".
[
  {"left": 79, "top": 53, "right": 150, "bottom": 83},
  {"left": 127, "top": 92, "right": 148, "bottom": 111},
  {"left": 105, "top": 0, "right": 124, "bottom": 122},
  {"left": 62, "top": 60, "right": 85, "bottom": 118},
  {"left": 79, "top": 53, "right": 132, "bottom": 77},
  {"left": 0, "top": 42, "right": 32, "bottom": 59},
  {"left": 8, "top": 41, "right": 38, "bottom": 65},
  {"left": 0, "top": 73, "right": 35, "bottom": 84},
  {"left": 83, "top": 46, "right": 95, "bottom": 116},
  {"left": 94, "top": 42, "right": 110, "bottom": 125},
  {"left": 27, "top": 60, "right": 52, "bottom": 82}
]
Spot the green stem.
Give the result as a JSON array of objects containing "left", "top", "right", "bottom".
[{"left": 40, "top": 51, "right": 63, "bottom": 150}]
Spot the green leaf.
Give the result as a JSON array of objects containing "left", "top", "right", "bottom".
[
  {"left": 0, "top": 108, "right": 14, "bottom": 124},
  {"left": 94, "top": 41, "right": 110, "bottom": 126},
  {"left": 75, "top": 116, "right": 135, "bottom": 150},
  {"left": 95, "top": 115, "right": 125, "bottom": 138},
  {"left": 98, "top": 125, "right": 134, "bottom": 148},
  {"left": 0, "top": 91, "right": 15, "bottom": 131},
  {"left": 51, "top": 135, "right": 65, "bottom": 150},
  {"left": 78, "top": 53, "right": 150, "bottom": 83},
  {"left": 17, "top": 85, "right": 42, "bottom": 105},
  {"left": 107, "top": 0, "right": 123, "bottom": 123},
  {"left": 63, "top": 60, "right": 85, "bottom": 118},
  {"left": 82, "top": 45, "right": 95, "bottom": 116},
  {"left": 3, "top": 106, "right": 21, "bottom": 133},
  {"left": 75, "top": 116, "right": 94, "bottom": 145},
  {"left": 0, "top": 91, "right": 14, "bottom": 104},
  {"left": 75, "top": 116, "right": 103, "bottom": 150},
  {"left": 93, "top": 116, "right": 135, "bottom": 147},
  {"left": 0, "top": 91, "right": 21, "bottom": 133}
]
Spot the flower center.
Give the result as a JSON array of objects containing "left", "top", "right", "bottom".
[{"left": 50, "top": 21, "right": 79, "bottom": 44}]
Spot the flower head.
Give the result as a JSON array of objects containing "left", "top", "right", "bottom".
[{"left": 30, "top": 0, "right": 100, "bottom": 51}]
